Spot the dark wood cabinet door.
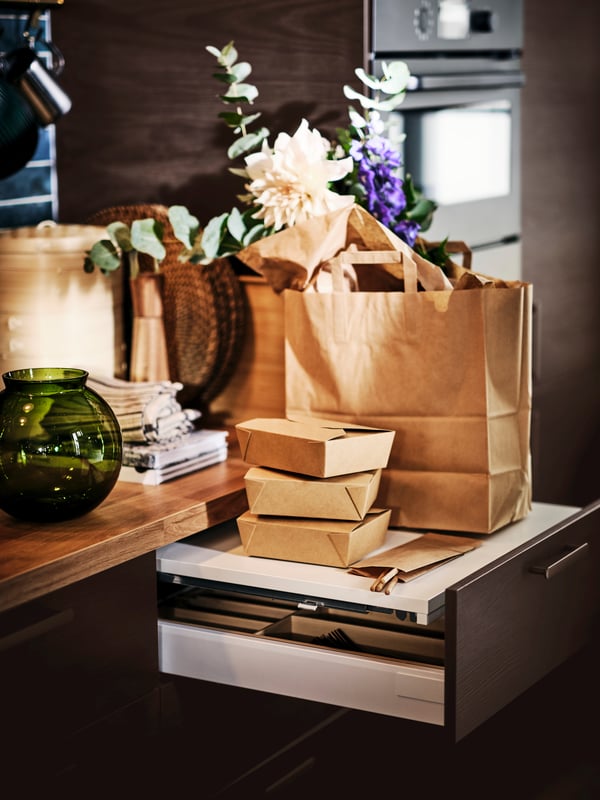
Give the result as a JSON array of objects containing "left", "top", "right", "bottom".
[
  {"left": 1, "top": 553, "right": 160, "bottom": 792},
  {"left": 446, "top": 499, "right": 600, "bottom": 742}
]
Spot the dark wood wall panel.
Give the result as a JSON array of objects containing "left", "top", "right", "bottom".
[
  {"left": 52, "top": 0, "right": 364, "bottom": 224},
  {"left": 521, "top": 0, "right": 600, "bottom": 505}
]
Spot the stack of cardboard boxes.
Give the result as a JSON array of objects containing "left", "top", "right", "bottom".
[{"left": 234, "top": 417, "right": 395, "bottom": 567}]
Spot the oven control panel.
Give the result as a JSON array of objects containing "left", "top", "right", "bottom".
[{"left": 372, "top": 0, "right": 523, "bottom": 52}]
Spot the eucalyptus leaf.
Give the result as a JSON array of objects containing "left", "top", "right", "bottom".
[
  {"left": 213, "top": 72, "right": 236, "bottom": 85},
  {"left": 375, "top": 93, "right": 407, "bottom": 112},
  {"left": 107, "top": 221, "right": 132, "bottom": 252},
  {"left": 354, "top": 67, "right": 383, "bottom": 92},
  {"left": 83, "top": 256, "right": 95, "bottom": 274},
  {"left": 226, "top": 206, "right": 248, "bottom": 241},
  {"left": 200, "top": 213, "right": 228, "bottom": 260},
  {"left": 130, "top": 219, "right": 166, "bottom": 261},
  {"left": 87, "top": 240, "right": 122, "bottom": 274},
  {"left": 243, "top": 223, "right": 269, "bottom": 246},
  {"left": 223, "top": 83, "right": 258, "bottom": 103},
  {"left": 239, "top": 112, "right": 262, "bottom": 127},
  {"left": 231, "top": 61, "right": 252, "bottom": 82},
  {"left": 168, "top": 205, "right": 200, "bottom": 249},
  {"left": 342, "top": 85, "right": 379, "bottom": 110},
  {"left": 220, "top": 93, "right": 248, "bottom": 105},
  {"left": 227, "top": 128, "right": 269, "bottom": 159},
  {"left": 347, "top": 107, "right": 367, "bottom": 129},
  {"left": 217, "top": 42, "right": 238, "bottom": 67},
  {"left": 218, "top": 111, "right": 244, "bottom": 126},
  {"left": 380, "top": 61, "right": 411, "bottom": 94}
]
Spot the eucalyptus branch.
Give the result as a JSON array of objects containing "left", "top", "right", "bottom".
[{"left": 206, "top": 41, "right": 269, "bottom": 161}]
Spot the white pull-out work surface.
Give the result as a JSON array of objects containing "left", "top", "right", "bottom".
[
  {"left": 157, "top": 502, "right": 577, "bottom": 625},
  {"left": 157, "top": 499, "right": 600, "bottom": 739}
]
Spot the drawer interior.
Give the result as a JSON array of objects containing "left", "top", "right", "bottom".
[
  {"left": 158, "top": 588, "right": 297, "bottom": 633},
  {"left": 158, "top": 585, "right": 445, "bottom": 666}
]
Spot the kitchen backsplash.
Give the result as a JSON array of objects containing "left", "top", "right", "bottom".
[{"left": 0, "top": 8, "right": 58, "bottom": 229}]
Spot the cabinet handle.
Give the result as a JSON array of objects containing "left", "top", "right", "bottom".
[
  {"left": 530, "top": 542, "right": 589, "bottom": 579},
  {"left": 0, "top": 607, "right": 74, "bottom": 653}
]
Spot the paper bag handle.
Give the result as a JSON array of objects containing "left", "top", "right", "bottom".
[
  {"left": 328, "top": 248, "right": 420, "bottom": 343},
  {"left": 334, "top": 249, "right": 418, "bottom": 293},
  {"left": 417, "top": 239, "right": 473, "bottom": 271}
]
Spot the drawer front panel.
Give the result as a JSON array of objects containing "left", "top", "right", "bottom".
[
  {"left": 1, "top": 552, "right": 159, "bottom": 779},
  {"left": 158, "top": 618, "right": 445, "bottom": 726},
  {"left": 446, "top": 500, "right": 600, "bottom": 742}
]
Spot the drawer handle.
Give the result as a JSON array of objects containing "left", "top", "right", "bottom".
[{"left": 530, "top": 542, "right": 589, "bottom": 579}]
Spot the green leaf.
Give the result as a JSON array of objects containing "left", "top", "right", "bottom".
[
  {"left": 416, "top": 238, "right": 449, "bottom": 268},
  {"left": 347, "top": 106, "right": 367, "bottom": 129},
  {"left": 374, "top": 92, "right": 407, "bottom": 111},
  {"left": 406, "top": 197, "right": 436, "bottom": 220},
  {"left": 200, "top": 213, "right": 229, "bottom": 260},
  {"left": 380, "top": 61, "right": 411, "bottom": 94},
  {"left": 130, "top": 218, "right": 166, "bottom": 261},
  {"left": 226, "top": 206, "right": 247, "bottom": 241},
  {"left": 342, "top": 85, "right": 379, "bottom": 110},
  {"left": 87, "top": 240, "right": 122, "bottom": 274},
  {"left": 239, "top": 111, "right": 262, "bottom": 127},
  {"left": 354, "top": 67, "right": 383, "bottom": 92},
  {"left": 213, "top": 72, "right": 236, "bottom": 85},
  {"left": 220, "top": 42, "right": 238, "bottom": 67},
  {"left": 242, "top": 222, "right": 269, "bottom": 246},
  {"left": 402, "top": 173, "right": 419, "bottom": 206},
  {"left": 218, "top": 111, "right": 244, "bottom": 126},
  {"left": 168, "top": 205, "right": 200, "bottom": 249},
  {"left": 223, "top": 83, "right": 259, "bottom": 103},
  {"left": 83, "top": 256, "right": 95, "bottom": 273},
  {"left": 231, "top": 61, "right": 252, "bottom": 82},
  {"left": 211, "top": 41, "right": 238, "bottom": 68},
  {"left": 227, "top": 128, "right": 269, "bottom": 159},
  {"left": 107, "top": 221, "right": 132, "bottom": 252}
]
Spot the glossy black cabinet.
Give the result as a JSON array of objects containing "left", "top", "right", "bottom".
[{"left": 1, "top": 553, "right": 162, "bottom": 794}]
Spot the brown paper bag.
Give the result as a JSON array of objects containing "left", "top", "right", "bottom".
[{"left": 284, "top": 242, "right": 532, "bottom": 534}]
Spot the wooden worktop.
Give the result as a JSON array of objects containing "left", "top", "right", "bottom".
[{"left": 0, "top": 449, "right": 249, "bottom": 615}]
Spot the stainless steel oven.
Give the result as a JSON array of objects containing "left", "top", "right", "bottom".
[{"left": 368, "top": 0, "right": 524, "bottom": 280}]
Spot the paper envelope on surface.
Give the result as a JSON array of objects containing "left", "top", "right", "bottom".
[{"left": 349, "top": 532, "right": 482, "bottom": 585}]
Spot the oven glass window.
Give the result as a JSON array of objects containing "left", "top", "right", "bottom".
[{"left": 394, "top": 100, "right": 512, "bottom": 206}]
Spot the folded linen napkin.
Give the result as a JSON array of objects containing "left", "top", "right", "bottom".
[{"left": 88, "top": 373, "right": 201, "bottom": 444}]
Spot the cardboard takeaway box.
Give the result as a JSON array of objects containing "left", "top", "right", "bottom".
[
  {"left": 244, "top": 466, "right": 382, "bottom": 520},
  {"left": 235, "top": 417, "right": 395, "bottom": 478},
  {"left": 236, "top": 508, "right": 391, "bottom": 567}
]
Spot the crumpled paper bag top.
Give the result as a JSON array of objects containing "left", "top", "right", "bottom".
[{"left": 236, "top": 204, "right": 517, "bottom": 295}]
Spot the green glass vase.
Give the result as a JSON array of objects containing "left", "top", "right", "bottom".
[{"left": 0, "top": 367, "right": 122, "bottom": 522}]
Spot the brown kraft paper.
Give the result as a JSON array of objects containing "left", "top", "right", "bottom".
[{"left": 237, "top": 205, "right": 532, "bottom": 534}]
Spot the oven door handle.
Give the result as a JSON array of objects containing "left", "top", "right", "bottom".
[{"left": 410, "top": 72, "right": 525, "bottom": 91}]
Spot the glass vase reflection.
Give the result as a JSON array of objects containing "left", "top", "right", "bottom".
[{"left": 0, "top": 368, "right": 122, "bottom": 522}]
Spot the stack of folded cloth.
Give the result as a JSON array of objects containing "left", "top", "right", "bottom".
[
  {"left": 233, "top": 417, "right": 395, "bottom": 568},
  {"left": 88, "top": 374, "right": 229, "bottom": 485},
  {"left": 88, "top": 374, "right": 201, "bottom": 444}
]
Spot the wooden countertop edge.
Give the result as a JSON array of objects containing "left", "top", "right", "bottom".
[{"left": 0, "top": 452, "right": 249, "bottom": 614}]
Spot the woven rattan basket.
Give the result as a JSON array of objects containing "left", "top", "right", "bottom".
[{"left": 85, "top": 204, "right": 246, "bottom": 411}]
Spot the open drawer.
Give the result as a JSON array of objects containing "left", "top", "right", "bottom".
[{"left": 157, "top": 500, "right": 600, "bottom": 742}]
